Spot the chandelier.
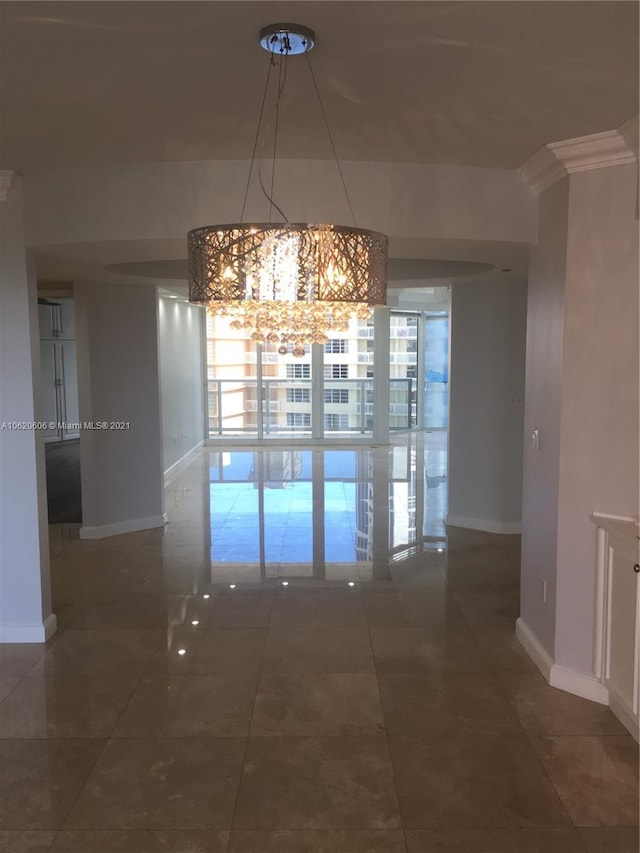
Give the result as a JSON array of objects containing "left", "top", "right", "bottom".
[{"left": 188, "top": 23, "right": 388, "bottom": 356}]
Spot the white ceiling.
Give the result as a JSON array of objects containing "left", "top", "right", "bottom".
[{"left": 1, "top": 1, "right": 637, "bottom": 173}]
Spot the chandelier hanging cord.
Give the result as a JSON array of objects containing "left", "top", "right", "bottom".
[
  {"left": 303, "top": 50, "right": 357, "bottom": 227},
  {"left": 240, "top": 53, "right": 276, "bottom": 223},
  {"left": 257, "top": 51, "right": 289, "bottom": 223},
  {"left": 268, "top": 50, "right": 284, "bottom": 222}
]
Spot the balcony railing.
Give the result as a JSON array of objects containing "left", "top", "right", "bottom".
[
  {"left": 246, "top": 400, "right": 280, "bottom": 412},
  {"left": 389, "top": 352, "right": 418, "bottom": 365},
  {"left": 207, "top": 377, "right": 416, "bottom": 436},
  {"left": 390, "top": 326, "right": 418, "bottom": 338}
]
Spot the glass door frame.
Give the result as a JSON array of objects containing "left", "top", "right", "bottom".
[
  {"left": 205, "top": 308, "right": 391, "bottom": 444},
  {"left": 388, "top": 309, "right": 423, "bottom": 432}
]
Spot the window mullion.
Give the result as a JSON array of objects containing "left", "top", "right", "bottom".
[{"left": 311, "top": 342, "right": 324, "bottom": 439}]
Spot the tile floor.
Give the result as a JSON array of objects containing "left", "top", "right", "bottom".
[{"left": 0, "top": 438, "right": 637, "bottom": 852}]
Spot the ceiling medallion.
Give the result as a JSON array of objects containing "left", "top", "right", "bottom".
[{"left": 188, "top": 23, "right": 388, "bottom": 356}]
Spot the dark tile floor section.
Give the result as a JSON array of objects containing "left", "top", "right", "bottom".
[{"left": 0, "top": 493, "right": 637, "bottom": 851}]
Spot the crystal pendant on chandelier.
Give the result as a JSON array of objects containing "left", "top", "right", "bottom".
[{"left": 187, "top": 24, "right": 388, "bottom": 355}]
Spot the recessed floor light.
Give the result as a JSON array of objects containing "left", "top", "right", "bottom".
[
  {"left": 229, "top": 584, "right": 236, "bottom": 589},
  {"left": 202, "top": 594, "right": 210, "bottom": 599},
  {"left": 191, "top": 620, "right": 199, "bottom": 626},
  {"left": 281, "top": 581, "right": 289, "bottom": 586},
  {"left": 437, "top": 548, "right": 444, "bottom": 552},
  {"left": 348, "top": 581, "right": 355, "bottom": 587},
  {"left": 177, "top": 648, "right": 187, "bottom": 656}
]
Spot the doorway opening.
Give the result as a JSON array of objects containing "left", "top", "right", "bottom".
[{"left": 38, "top": 296, "right": 82, "bottom": 524}]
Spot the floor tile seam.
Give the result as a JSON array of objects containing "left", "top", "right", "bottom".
[
  {"left": 96, "top": 634, "right": 167, "bottom": 745},
  {"left": 224, "top": 819, "right": 586, "bottom": 831},
  {"left": 18, "top": 650, "right": 51, "bottom": 679},
  {"left": 47, "top": 828, "right": 60, "bottom": 853},
  {"left": 0, "top": 829, "right": 61, "bottom": 852},
  {"left": 363, "top": 599, "right": 408, "bottom": 852},
  {"left": 54, "top": 735, "right": 243, "bottom": 835},
  {"left": 479, "top": 659, "right": 533, "bottom": 732},
  {"left": 521, "top": 733, "right": 640, "bottom": 739},
  {"left": 173, "top": 733, "right": 404, "bottom": 743},
  {"left": 226, "top": 821, "right": 406, "bottom": 832},
  {"left": 52, "top": 735, "right": 110, "bottom": 834},
  {"left": 0, "top": 734, "right": 118, "bottom": 741},
  {"left": 398, "top": 819, "right": 585, "bottom": 830},
  {"left": 0, "top": 658, "right": 150, "bottom": 740},
  {"left": 373, "top": 664, "right": 501, "bottom": 676},
  {"left": 518, "top": 718, "right": 591, "bottom": 829},
  {"left": 228, "top": 820, "right": 404, "bottom": 828},
  {"left": 246, "top": 731, "right": 389, "bottom": 739},
  {"left": 228, "top": 595, "right": 271, "bottom": 833},
  {"left": 66, "top": 734, "right": 250, "bottom": 741},
  {"left": 401, "top": 826, "right": 590, "bottom": 834},
  {"left": 0, "top": 675, "right": 25, "bottom": 706}
]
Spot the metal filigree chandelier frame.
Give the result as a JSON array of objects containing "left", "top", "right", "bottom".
[{"left": 188, "top": 24, "right": 388, "bottom": 355}]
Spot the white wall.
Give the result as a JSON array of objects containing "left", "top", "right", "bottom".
[
  {"left": 448, "top": 276, "right": 527, "bottom": 534},
  {"left": 75, "top": 281, "right": 165, "bottom": 537},
  {"left": 22, "top": 160, "right": 537, "bottom": 248},
  {"left": 555, "top": 163, "right": 639, "bottom": 674},
  {"left": 0, "top": 176, "right": 55, "bottom": 641},
  {"left": 520, "top": 161, "right": 639, "bottom": 683},
  {"left": 158, "top": 297, "right": 205, "bottom": 473},
  {"left": 520, "top": 178, "right": 569, "bottom": 660}
]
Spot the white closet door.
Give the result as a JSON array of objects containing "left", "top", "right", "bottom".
[
  {"left": 58, "top": 300, "right": 76, "bottom": 340},
  {"left": 60, "top": 340, "right": 80, "bottom": 437},
  {"left": 40, "top": 340, "right": 60, "bottom": 440},
  {"left": 38, "top": 304, "right": 54, "bottom": 339}
]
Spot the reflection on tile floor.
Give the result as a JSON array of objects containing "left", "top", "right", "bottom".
[{"left": 0, "top": 434, "right": 637, "bottom": 852}]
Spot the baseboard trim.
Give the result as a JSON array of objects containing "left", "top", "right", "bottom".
[
  {"left": 446, "top": 514, "right": 521, "bottom": 535},
  {"left": 0, "top": 612, "right": 57, "bottom": 643},
  {"left": 516, "top": 617, "right": 553, "bottom": 680},
  {"left": 164, "top": 441, "right": 204, "bottom": 485},
  {"left": 608, "top": 687, "right": 640, "bottom": 742},
  {"left": 516, "top": 617, "right": 610, "bottom": 706},
  {"left": 79, "top": 514, "right": 166, "bottom": 540},
  {"left": 550, "top": 664, "right": 609, "bottom": 705}
]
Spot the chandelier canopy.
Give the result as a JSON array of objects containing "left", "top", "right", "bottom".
[{"left": 188, "top": 24, "right": 388, "bottom": 354}]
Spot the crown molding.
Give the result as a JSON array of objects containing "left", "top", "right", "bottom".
[
  {"left": 618, "top": 115, "right": 639, "bottom": 157},
  {"left": 517, "top": 147, "right": 567, "bottom": 195},
  {"left": 519, "top": 118, "right": 639, "bottom": 195},
  {"left": 0, "top": 170, "right": 14, "bottom": 202}
]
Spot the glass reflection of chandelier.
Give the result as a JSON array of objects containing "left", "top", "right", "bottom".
[{"left": 188, "top": 23, "right": 388, "bottom": 356}]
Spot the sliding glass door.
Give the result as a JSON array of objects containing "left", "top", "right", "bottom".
[
  {"left": 389, "top": 312, "right": 419, "bottom": 429},
  {"left": 206, "top": 313, "right": 376, "bottom": 439},
  {"left": 388, "top": 308, "right": 449, "bottom": 431},
  {"left": 207, "top": 300, "right": 449, "bottom": 439}
]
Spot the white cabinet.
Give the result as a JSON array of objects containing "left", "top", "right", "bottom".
[
  {"left": 38, "top": 299, "right": 79, "bottom": 441},
  {"left": 592, "top": 513, "right": 640, "bottom": 742},
  {"left": 38, "top": 299, "right": 76, "bottom": 341}
]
